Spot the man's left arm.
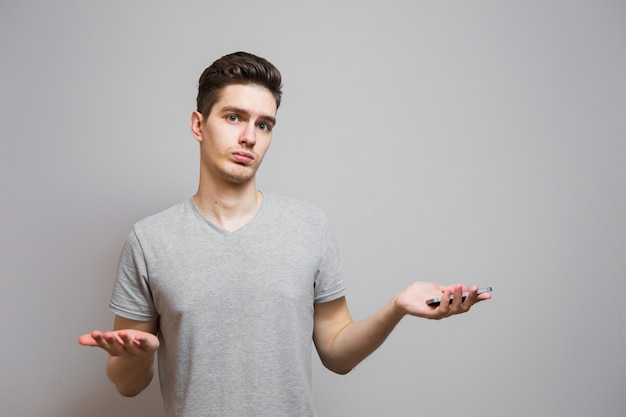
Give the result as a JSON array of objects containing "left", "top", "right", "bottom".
[{"left": 312, "top": 283, "right": 490, "bottom": 375}]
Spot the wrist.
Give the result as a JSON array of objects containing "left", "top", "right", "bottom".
[{"left": 389, "top": 295, "right": 408, "bottom": 322}]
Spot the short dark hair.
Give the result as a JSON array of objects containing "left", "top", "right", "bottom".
[{"left": 196, "top": 51, "right": 283, "bottom": 117}]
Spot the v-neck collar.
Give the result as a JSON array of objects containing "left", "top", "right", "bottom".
[{"left": 189, "top": 191, "right": 267, "bottom": 236}]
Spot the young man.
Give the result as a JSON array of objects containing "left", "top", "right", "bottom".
[{"left": 79, "top": 51, "right": 491, "bottom": 417}]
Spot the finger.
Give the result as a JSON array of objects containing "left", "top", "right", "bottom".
[
  {"left": 478, "top": 291, "right": 492, "bottom": 302},
  {"left": 120, "top": 331, "right": 148, "bottom": 354},
  {"left": 465, "top": 286, "right": 479, "bottom": 303},
  {"left": 437, "top": 287, "right": 452, "bottom": 315},
  {"left": 91, "top": 331, "right": 112, "bottom": 348},
  {"left": 78, "top": 331, "right": 101, "bottom": 347},
  {"left": 119, "top": 331, "right": 152, "bottom": 353},
  {"left": 452, "top": 285, "right": 463, "bottom": 305},
  {"left": 133, "top": 333, "right": 147, "bottom": 349},
  {"left": 102, "top": 331, "right": 130, "bottom": 355},
  {"left": 135, "top": 333, "right": 158, "bottom": 351},
  {"left": 129, "top": 333, "right": 149, "bottom": 351},
  {"left": 103, "top": 331, "right": 123, "bottom": 345},
  {"left": 449, "top": 285, "right": 465, "bottom": 312},
  {"left": 465, "top": 286, "right": 485, "bottom": 308},
  {"left": 85, "top": 331, "right": 117, "bottom": 352},
  {"left": 117, "top": 330, "right": 134, "bottom": 346},
  {"left": 456, "top": 285, "right": 478, "bottom": 313}
]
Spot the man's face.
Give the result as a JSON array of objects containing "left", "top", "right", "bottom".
[{"left": 193, "top": 83, "right": 277, "bottom": 186}]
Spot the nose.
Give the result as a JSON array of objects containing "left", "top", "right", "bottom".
[{"left": 239, "top": 123, "right": 256, "bottom": 147}]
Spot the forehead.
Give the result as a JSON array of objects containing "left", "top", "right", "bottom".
[{"left": 214, "top": 84, "right": 277, "bottom": 116}]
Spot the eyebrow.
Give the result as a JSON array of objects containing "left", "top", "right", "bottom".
[{"left": 220, "top": 106, "right": 277, "bottom": 127}]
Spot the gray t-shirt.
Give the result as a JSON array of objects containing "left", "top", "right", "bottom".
[{"left": 110, "top": 193, "right": 347, "bottom": 417}]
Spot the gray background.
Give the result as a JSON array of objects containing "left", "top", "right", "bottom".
[{"left": 1, "top": 1, "right": 625, "bottom": 416}]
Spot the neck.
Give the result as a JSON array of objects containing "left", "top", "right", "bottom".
[{"left": 193, "top": 178, "right": 262, "bottom": 232}]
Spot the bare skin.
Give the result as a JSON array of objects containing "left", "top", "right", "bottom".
[
  {"left": 78, "top": 316, "right": 158, "bottom": 396},
  {"left": 312, "top": 283, "right": 489, "bottom": 374}
]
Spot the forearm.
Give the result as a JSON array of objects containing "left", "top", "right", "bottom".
[
  {"left": 321, "top": 297, "right": 405, "bottom": 374},
  {"left": 106, "top": 353, "right": 155, "bottom": 397},
  {"left": 316, "top": 282, "right": 491, "bottom": 375}
]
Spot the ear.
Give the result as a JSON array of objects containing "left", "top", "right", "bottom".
[{"left": 190, "top": 111, "right": 204, "bottom": 143}]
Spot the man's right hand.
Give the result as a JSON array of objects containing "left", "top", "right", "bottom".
[
  {"left": 78, "top": 329, "right": 160, "bottom": 357},
  {"left": 79, "top": 317, "right": 159, "bottom": 396}
]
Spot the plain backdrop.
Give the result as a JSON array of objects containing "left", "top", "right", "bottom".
[{"left": 1, "top": 1, "right": 625, "bottom": 416}]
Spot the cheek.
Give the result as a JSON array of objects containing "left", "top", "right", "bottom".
[
  {"left": 257, "top": 140, "right": 272, "bottom": 158},
  {"left": 200, "top": 141, "right": 221, "bottom": 163}
]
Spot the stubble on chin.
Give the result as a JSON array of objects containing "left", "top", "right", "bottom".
[{"left": 215, "top": 161, "right": 260, "bottom": 185}]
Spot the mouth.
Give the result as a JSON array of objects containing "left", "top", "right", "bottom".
[{"left": 232, "top": 151, "right": 254, "bottom": 164}]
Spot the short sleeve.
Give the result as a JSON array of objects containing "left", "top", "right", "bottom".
[
  {"left": 313, "top": 214, "right": 348, "bottom": 303},
  {"left": 109, "top": 228, "right": 159, "bottom": 321}
]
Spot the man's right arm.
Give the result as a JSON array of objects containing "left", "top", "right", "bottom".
[{"left": 78, "top": 315, "right": 159, "bottom": 397}]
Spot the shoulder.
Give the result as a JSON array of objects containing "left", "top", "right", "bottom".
[
  {"left": 132, "top": 198, "right": 195, "bottom": 236},
  {"left": 263, "top": 193, "right": 327, "bottom": 222},
  {"left": 264, "top": 192, "right": 324, "bottom": 213}
]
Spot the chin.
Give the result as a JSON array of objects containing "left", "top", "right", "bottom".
[{"left": 221, "top": 169, "right": 257, "bottom": 184}]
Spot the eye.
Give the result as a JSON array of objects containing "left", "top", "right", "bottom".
[
  {"left": 258, "top": 123, "right": 271, "bottom": 132},
  {"left": 227, "top": 114, "right": 239, "bottom": 123}
]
